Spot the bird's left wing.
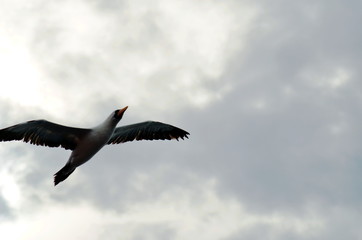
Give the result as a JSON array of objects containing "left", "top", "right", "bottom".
[
  {"left": 0, "top": 120, "right": 91, "bottom": 150},
  {"left": 107, "top": 121, "right": 189, "bottom": 144}
]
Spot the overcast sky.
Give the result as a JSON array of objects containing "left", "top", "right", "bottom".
[{"left": 1, "top": 0, "right": 362, "bottom": 239}]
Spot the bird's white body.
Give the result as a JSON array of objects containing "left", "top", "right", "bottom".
[{"left": 69, "top": 116, "right": 118, "bottom": 167}]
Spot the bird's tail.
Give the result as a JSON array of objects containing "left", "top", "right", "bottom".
[{"left": 53, "top": 163, "right": 76, "bottom": 186}]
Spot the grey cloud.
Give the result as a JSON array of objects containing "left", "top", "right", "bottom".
[
  {"left": 0, "top": 195, "right": 11, "bottom": 219},
  {"left": 212, "top": 0, "right": 362, "bottom": 209},
  {"left": 98, "top": 223, "right": 176, "bottom": 240}
]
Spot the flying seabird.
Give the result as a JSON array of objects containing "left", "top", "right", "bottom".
[{"left": 0, "top": 106, "right": 189, "bottom": 186}]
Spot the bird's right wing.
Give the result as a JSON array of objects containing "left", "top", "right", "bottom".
[
  {"left": 0, "top": 120, "right": 91, "bottom": 150},
  {"left": 107, "top": 121, "right": 189, "bottom": 144}
]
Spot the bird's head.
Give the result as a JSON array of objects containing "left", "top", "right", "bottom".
[{"left": 113, "top": 106, "right": 128, "bottom": 120}]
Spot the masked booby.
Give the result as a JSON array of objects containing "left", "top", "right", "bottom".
[{"left": 0, "top": 106, "right": 189, "bottom": 186}]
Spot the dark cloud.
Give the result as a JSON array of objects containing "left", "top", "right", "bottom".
[{"left": 204, "top": 0, "right": 362, "bottom": 215}]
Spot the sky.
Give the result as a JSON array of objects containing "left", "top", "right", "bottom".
[{"left": 0, "top": 0, "right": 362, "bottom": 239}]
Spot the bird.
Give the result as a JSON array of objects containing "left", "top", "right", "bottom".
[{"left": 0, "top": 106, "right": 189, "bottom": 186}]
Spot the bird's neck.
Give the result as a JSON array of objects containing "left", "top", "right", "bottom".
[{"left": 95, "top": 115, "right": 119, "bottom": 131}]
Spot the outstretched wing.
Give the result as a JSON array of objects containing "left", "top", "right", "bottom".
[
  {"left": 107, "top": 121, "right": 189, "bottom": 144},
  {"left": 0, "top": 120, "right": 91, "bottom": 150}
]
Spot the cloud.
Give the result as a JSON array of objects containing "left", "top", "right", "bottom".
[
  {"left": 0, "top": 174, "right": 324, "bottom": 240},
  {"left": 1, "top": 0, "right": 362, "bottom": 239},
  {"left": 0, "top": 0, "right": 258, "bottom": 121}
]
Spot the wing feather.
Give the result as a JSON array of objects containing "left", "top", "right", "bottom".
[
  {"left": 0, "top": 120, "right": 91, "bottom": 150},
  {"left": 108, "top": 121, "right": 189, "bottom": 144}
]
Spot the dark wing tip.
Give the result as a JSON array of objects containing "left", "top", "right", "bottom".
[{"left": 170, "top": 127, "right": 189, "bottom": 141}]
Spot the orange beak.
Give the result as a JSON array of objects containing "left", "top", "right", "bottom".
[{"left": 117, "top": 106, "right": 128, "bottom": 117}]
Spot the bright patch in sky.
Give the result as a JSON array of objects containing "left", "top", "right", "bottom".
[
  {"left": 0, "top": 34, "right": 42, "bottom": 107},
  {"left": 0, "top": 168, "right": 21, "bottom": 209}
]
